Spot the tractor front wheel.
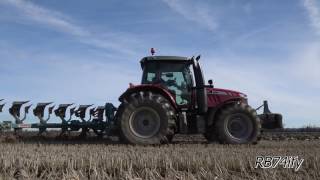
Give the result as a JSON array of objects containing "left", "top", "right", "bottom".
[
  {"left": 215, "top": 103, "right": 261, "bottom": 144},
  {"left": 117, "top": 91, "right": 176, "bottom": 145}
]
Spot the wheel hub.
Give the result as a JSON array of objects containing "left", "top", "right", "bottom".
[
  {"left": 227, "top": 114, "right": 253, "bottom": 140},
  {"left": 129, "top": 107, "right": 161, "bottom": 138},
  {"left": 142, "top": 119, "right": 149, "bottom": 126}
]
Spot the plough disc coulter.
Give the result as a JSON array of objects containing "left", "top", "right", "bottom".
[{"left": 0, "top": 99, "right": 117, "bottom": 137}]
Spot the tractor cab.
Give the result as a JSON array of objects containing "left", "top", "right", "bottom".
[
  {"left": 140, "top": 56, "right": 207, "bottom": 113},
  {"left": 115, "top": 55, "right": 282, "bottom": 144}
]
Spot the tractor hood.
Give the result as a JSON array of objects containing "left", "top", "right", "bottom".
[
  {"left": 207, "top": 87, "right": 247, "bottom": 98},
  {"left": 206, "top": 87, "right": 248, "bottom": 107}
]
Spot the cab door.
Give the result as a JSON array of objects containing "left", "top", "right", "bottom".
[{"left": 159, "top": 65, "right": 194, "bottom": 107}]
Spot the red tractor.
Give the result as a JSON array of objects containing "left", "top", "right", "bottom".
[
  {"left": 116, "top": 55, "right": 283, "bottom": 144},
  {"left": 0, "top": 55, "right": 282, "bottom": 145}
]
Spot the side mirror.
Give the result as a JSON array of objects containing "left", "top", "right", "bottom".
[{"left": 208, "top": 79, "right": 213, "bottom": 87}]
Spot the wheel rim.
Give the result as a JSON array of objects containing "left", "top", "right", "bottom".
[
  {"left": 226, "top": 113, "right": 253, "bottom": 140},
  {"left": 129, "top": 107, "right": 161, "bottom": 138}
]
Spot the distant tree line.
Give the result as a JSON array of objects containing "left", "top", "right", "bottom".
[{"left": 265, "top": 125, "right": 320, "bottom": 132}]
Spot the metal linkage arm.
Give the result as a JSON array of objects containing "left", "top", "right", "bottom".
[
  {"left": 9, "top": 101, "right": 32, "bottom": 124},
  {"left": 33, "top": 102, "right": 55, "bottom": 124},
  {"left": 256, "top": 100, "right": 271, "bottom": 114},
  {"left": 54, "top": 104, "right": 74, "bottom": 122},
  {"left": 0, "top": 99, "right": 5, "bottom": 113},
  {"left": 74, "top": 104, "right": 93, "bottom": 122}
]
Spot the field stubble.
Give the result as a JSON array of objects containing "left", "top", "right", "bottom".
[{"left": 0, "top": 133, "right": 318, "bottom": 180}]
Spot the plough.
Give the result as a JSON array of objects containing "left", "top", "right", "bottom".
[{"left": 0, "top": 99, "right": 117, "bottom": 137}]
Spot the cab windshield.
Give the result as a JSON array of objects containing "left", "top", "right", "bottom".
[{"left": 142, "top": 62, "right": 193, "bottom": 105}]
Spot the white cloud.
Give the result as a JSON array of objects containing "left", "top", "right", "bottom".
[
  {"left": 1, "top": 0, "right": 88, "bottom": 36},
  {"left": 0, "top": 0, "right": 140, "bottom": 56},
  {"left": 303, "top": 0, "right": 320, "bottom": 36},
  {"left": 290, "top": 43, "right": 320, "bottom": 89},
  {"left": 162, "top": 0, "right": 218, "bottom": 31},
  {"left": 0, "top": 47, "right": 141, "bottom": 105}
]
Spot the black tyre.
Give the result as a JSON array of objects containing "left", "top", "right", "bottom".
[
  {"left": 215, "top": 103, "right": 261, "bottom": 144},
  {"left": 117, "top": 91, "right": 176, "bottom": 145}
]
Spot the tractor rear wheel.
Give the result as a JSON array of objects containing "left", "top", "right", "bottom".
[
  {"left": 215, "top": 103, "right": 261, "bottom": 144},
  {"left": 117, "top": 91, "right": 176, "bottom": 145}
]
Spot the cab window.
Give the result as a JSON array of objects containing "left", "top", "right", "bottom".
[{"left": 142, "top": 62, "right": 193, "bottom": 105}]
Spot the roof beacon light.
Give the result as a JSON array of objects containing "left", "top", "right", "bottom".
[{"left": 150, "top": 48, "right": 155, "bottom": 56}]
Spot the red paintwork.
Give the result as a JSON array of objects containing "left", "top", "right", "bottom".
[
  {"left": 119, "top": 84, "right": 179, "bottom": 110},
  {"left": 206, "top": 87, "right": 245, "bottom": 108},
  {"left": 120, "top": 84, "right": 246, "bottom": 111}
]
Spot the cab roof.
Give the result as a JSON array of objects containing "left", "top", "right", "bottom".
[{"left": 140, "top": 56, "right": 191, "bottom": 68}]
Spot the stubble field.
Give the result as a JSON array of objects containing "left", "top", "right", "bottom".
[{"left": 0, "top": 133, "right": 319, "bottom": 180}]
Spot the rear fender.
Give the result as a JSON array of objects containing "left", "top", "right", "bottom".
[
  {"left": 206, "top": 98, "right": 242, "bottom": 127},
  {"left": 119, "top": 85, "right": 178, "bottom": 110}
]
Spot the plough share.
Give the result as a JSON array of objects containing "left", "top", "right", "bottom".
[{"left": 0, "top": 99, "right": 117, "bottom": 137}]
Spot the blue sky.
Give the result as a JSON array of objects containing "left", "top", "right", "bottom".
[{"left": 0, "top": 0, "right": 319, "bottom": 127}]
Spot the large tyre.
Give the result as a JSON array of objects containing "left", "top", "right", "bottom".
[
  {"left": 117, "top": 91, "right": 176, "bottom": 145},
  {"left": 215, "top": 103, "right": 261, "bottom": 144}
]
